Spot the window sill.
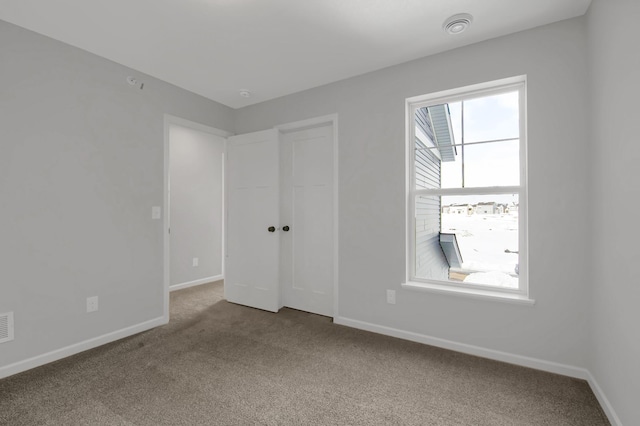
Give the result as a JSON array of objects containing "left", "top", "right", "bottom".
[{"left": 401, "top": 281, "right": 536, "bottom": 306}]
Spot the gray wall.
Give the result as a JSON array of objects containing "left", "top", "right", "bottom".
[
  {"left": 588, "top": 1, "right": 640, "bottom": 424},
  {"left": 0, "top": 20, "right": 234, "bottom": 368},
  {"left": 235, "top": 17, "right": 591, "bottom": 368},
  {"left": 169, "top": 125, "right": 224, "bottom": 287}
]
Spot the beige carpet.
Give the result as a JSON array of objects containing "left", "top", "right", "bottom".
[{"left": 0, "top": 281, "right": 609, "bottom": 425}]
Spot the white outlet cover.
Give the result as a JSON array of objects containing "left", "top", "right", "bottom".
[
  {"left": 386, "top": 290, "right": 396, "bottom": 305},
  {"left": 192, "top": 258, "right": 199, "bottom": 267},
  {"left": 87, "top": 296, "right": 99, "bottom": 313},
  {"left": 152, "top": 206, "right": 161, "bottom": 219}
]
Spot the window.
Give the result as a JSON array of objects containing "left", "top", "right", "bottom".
[{"left": 406, "top": 77, "right": 528, "bottom": 299}]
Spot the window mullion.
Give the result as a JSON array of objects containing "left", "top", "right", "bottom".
[
  {"left": 414, "top": 186, "right": 521, "bottom": 197},
  {"left": 461, "top": 100, "right": 465, "bottom": 188}
]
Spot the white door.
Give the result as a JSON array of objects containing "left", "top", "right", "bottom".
[
  {"left": 225, "top": 129, "right": 280, "bottom": 312},
  {"left": 280, "top": 125, "right": 334, "bottom": 317}
]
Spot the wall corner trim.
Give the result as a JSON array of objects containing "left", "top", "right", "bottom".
[
  {"left": 0, "top": 316, "right": 166, "bottom": 380},
  {"left": 333, "top": 316, "right": 620, "bottom": 425}
]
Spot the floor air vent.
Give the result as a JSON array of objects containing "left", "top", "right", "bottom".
[{"left": 0, "top": 312, "right": 14, "bottom": 343}]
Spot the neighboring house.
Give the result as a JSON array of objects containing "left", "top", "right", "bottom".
[
  {"left": 447, "top": 204, "right": 474, "bottom": 215},
  {"left": 476, "top": 202, "right": 498, "bottom": 214},
  {"left": 414, "top": 105, "right": 457, "bottom": 280}
]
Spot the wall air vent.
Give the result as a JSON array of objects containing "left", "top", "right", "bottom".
[{"left": 0, "top": 312, "right": 14, "bottom": 343}]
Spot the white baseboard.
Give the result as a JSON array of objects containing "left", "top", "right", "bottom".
[
  {"left": 334, "top": 316, "right": 622, "bottom": 425},
  {"left": 0, "top": 316, "right": 166, "bottom": 380},
  {"left": 334, "top": 316, "right": 589, "bottom": 377},
  {"left": 585, "top": 371, "right": 622, "bottom": 426},
  {"left": 169, "top": 275, "right": 223, "bottom": 292}
]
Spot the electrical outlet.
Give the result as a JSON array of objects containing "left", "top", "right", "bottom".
[
  {"left": 152, "top": 206, "right": 161, "bottom": 220},
  {"left": 386, "top": 289, "right": 396, "bottom": 305},
  {"left": 192, "top": 257, "right": 199, "bottom": 267},
  {"left": 86, "top": 296, "right": 99, "bottom": 313}
]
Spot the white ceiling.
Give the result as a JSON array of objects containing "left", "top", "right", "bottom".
[{"left": 0, "top": 0, "right": 592, "bottom": 108}]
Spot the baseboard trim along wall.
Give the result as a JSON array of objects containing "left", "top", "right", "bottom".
[
  {"left": 169, "top": 275, "right": 223, "bottom": 292},
  {"left": 585, "top": 370, "right": 623, "bottom": 426},
  {"left": 333, "top": 316, "right": 621, "bottom": 426},
  {"left": 0, "top": 316, "right": 166, "bottom": 380}
]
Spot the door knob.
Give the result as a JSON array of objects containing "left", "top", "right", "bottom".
[
  {"left": 282, "top": 226, "right": 290, "bottom": 232},
  {"left": 268, "top": 226, "right": 276, "bottom": 232}
]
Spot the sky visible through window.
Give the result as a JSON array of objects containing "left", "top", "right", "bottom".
[{"left": 441, "top": 91, "right": 519, "bottom": 204}]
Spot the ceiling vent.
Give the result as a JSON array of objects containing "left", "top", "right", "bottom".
[
  {"left": 443, "top": 13, "right": 473, "bottom": 35},
  {"left": 0, "top": 312, "right": 14, "bottom": 343}
]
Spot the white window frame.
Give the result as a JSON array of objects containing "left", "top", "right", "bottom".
[{"left": 404, "top": 76, "right": 532, "bottom": 304}]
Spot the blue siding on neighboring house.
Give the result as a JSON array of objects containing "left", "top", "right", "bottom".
[{"left": 415, "top": 108, "right": 448, "bottom": 280}]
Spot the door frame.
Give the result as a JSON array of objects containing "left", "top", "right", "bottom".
[
  {"left": 163, "top": 114, "right": 233, "bottom": 323},
  {"left": 274, "top": 114, "right": 339, "bottom": 318}
]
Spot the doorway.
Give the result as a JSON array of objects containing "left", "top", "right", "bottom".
[{"left": 163, "top": 115, "right": 231, "bottom": 320}]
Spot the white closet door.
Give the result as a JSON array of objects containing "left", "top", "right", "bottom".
[
  {"left": 281, "top": 125, "right": 334, "bottom": 317},
  {"left": 225, "top": 129, "right": 280, "bottom": 312}
]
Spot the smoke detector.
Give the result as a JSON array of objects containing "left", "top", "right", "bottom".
[
  {"left": 239, "top": 90, "right": 251, "bottom": 98},
  {"left": 443, "top": 13, "right": 473, "bottom": 35}
]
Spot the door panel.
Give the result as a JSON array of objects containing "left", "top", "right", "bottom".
[
  {"left": 281, "top": 125, "right": 334, "bottom": 316},
  {"left": 293, "top": 185, "right": 333, "bottom": 294},
  {"left": 226, "top": 129, "right": 280, "bottom": 312}
]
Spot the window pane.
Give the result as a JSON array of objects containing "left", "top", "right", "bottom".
[
  {"left": 422, "top": 140, "right": 519, "bottom": 188},
  {"left": 463, "top": 91, "right": 519, "bottom": 143},
  {"left": 441, "top": 194, "right": 519, "bottom": 289},
  {"left": 462, "top": 140, "right": 520, "bottom": 187},
  {"left": 440, "top": 146, "right": 463, "bottom": 188}
]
